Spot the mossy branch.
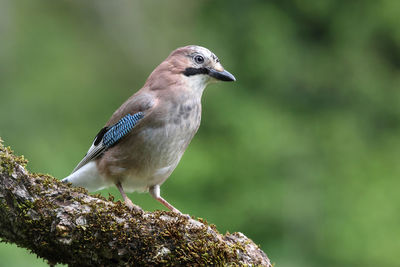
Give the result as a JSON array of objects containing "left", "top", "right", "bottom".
[{"left": 0, "top": 138, "right": 271, "bottom": 266}]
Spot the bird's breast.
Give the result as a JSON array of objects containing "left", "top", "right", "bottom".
[
  {"left": 141, "top": 100, "right": 202, "bottom": 159},
  {"left": 99, "top": 99, "right": 202, "bottom": 190}
]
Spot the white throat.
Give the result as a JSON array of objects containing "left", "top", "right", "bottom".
[{"left": 184, "top": 74, "right": 210, "bottom": 98}]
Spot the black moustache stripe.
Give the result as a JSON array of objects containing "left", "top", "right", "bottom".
[{"left": 183, "top": 67, "right": 209, "bottom": 76}]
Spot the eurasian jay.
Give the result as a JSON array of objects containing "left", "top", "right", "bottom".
[{"left": 62, "top": 45, "right": 235, "bottom": 213}]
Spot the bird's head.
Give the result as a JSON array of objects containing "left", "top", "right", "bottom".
[
  {"left": 172, "top": 45, "right": 236, "bottom": 83},
  {"left": 145, "top": 45, "right": 235, "bottom": 93}
]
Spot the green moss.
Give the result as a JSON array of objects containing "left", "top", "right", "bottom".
[
  {"left": 0, "top": 138, "right": 28, "bottom": 175},
  {"left": 0, "top": 137, "right": 253, "bottom": 265}
]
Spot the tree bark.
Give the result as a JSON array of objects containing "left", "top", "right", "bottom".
[{"left": 0, "top": 138, "right": 271, "bottom": 266}]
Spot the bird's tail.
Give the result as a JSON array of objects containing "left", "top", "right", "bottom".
[{"left": 62, "top": 161, "right": 110, "bottom": 192}]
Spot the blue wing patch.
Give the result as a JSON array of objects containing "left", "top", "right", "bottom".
[
  {"left": 103, "top": 112, "right": 144, "bottom": 147},
  {"left": 71, "top": 112, "right": 144, "bottom": 173}
]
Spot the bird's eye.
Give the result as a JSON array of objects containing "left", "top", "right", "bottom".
[{"left": 194, "top": 55, "right": 204, "bottom": 64}]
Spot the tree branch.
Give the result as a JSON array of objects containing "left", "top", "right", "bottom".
[{"left": 0, "top": 138, "right": 271, "bottom": 266}]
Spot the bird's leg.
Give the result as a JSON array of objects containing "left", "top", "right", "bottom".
[
  {"left": 116, "top": 182, "right": 142, "bottom": 212},
  {"left": 149, "top": 185, "right": 181, "bottom": 214}
]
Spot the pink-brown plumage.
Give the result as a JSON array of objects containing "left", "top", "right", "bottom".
[{"left": 63, "top": 45, "right": 235, "bottom": 213}]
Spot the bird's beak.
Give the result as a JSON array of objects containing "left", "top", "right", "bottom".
[{"left": 208, "top": 68, "right": 236, "bottom": 82}]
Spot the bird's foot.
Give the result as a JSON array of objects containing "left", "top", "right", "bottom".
[
  {"left": 124, "top": 198, "right": 143, "bottom": 213},
  {"left": 179, "top": 213, "right": 191, "bottom": 220},
  {"left": 169, "top": 207, "right": 190, "bottom": 219}
]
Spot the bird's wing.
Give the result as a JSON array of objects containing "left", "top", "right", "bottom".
[{"left": 71, "top": 112, "right": 144, "bottom": 173}]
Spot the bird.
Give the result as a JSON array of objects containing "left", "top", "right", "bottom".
[{"left": 62, "top": 45, "right": 236, "bottom": 214}]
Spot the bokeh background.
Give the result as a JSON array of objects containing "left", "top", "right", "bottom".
[{"left": 1, "top": 1, "right": 400, "bottom": 266}]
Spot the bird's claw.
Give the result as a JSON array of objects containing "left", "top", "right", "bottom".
[
  {"left": 179, "top": 213, "right": 191, "bottom": 220},
  {"left": 124, "top": 199, "right": 143, "bottom": 213}
]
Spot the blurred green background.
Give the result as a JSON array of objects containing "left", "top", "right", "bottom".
[{"left": 1, "top": 0, "right": 400, "bottom": 266}]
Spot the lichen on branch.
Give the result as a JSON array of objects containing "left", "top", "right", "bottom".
[{"left": 0, "top": 138, "right": 271, "bottom": 266}]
